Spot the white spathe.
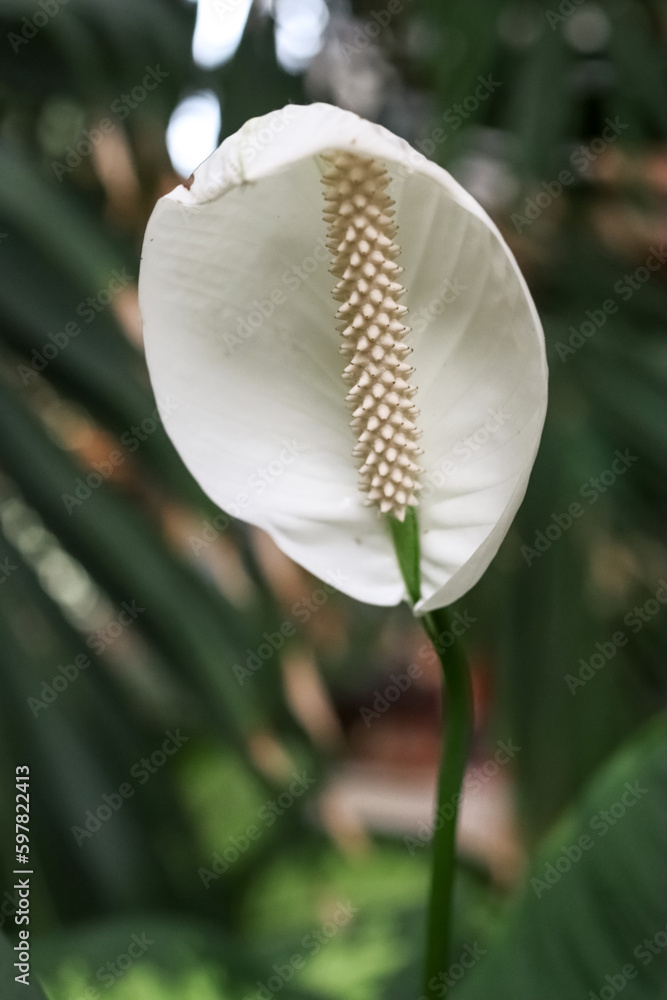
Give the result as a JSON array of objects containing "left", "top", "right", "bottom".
[{"left": 139, "top": 102, "right": 548, "bottom": 614}]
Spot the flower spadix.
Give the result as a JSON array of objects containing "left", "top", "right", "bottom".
[
  {"left": 322, "top": 150, "right": 421, "bottom": 520},
  {"left": 139, "top": 103, "right": 547, "bottom": 613}
]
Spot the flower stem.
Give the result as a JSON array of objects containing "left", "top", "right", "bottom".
[
  {"left": 387, "top": 508, "right": 421, "bottom": 605},
  {"left": 420, "top": 610, "right": 474, "bottom": 998},
  {"left": 386, "top": 514, "right": 474, "bottom": 995}
]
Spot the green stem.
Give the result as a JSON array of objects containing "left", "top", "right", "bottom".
[
  {"left": 386, "top": 514, "right": 474, "bottom": 996},
  {"left": 420, "top": 610, "right": 474, "bottom": 997}
]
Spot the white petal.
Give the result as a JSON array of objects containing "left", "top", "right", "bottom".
[
  {"left": 389, "top": 171, "right": 547, "bottom": 612},
  {"left": 139, "top": 103, "right": 547, "bottom": 611}
]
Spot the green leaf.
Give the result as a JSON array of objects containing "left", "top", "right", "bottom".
[
  {"left": 0, "top": 226, "right": 195, "bottom": 497},
  {"left": 32, "top": 914, "right": 323, "bottom": 1000},
  {"left": 0, "top": 144, "right": 123, "bottom": 289},
  {"left": 458, "top": 717, "right": 667, "bottom": 999},
  {"left": 501, "top": 28, "right": 574, "bottom": 183}
]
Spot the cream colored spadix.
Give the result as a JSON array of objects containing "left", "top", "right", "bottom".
[
  {"left": 139, "top": 103, "right": 548, "bottom": 613},
  {"left": 322, "top": 150, "right": 421, "bottom": 520}
]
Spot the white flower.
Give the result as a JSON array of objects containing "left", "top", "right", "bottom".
[{"left": 139, "top": 102, "right": 547, "bottom": 614}]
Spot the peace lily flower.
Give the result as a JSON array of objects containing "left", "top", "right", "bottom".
[{"left": 139, "top": 102, "right": 547, "bottom": 614}]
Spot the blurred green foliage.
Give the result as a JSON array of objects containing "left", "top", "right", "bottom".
[{"left": 0, "top": 0, "right": 665, "bottom": 997}]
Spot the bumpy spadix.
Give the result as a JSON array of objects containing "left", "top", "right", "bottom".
[
  {"left": 322, "top": 150, "right": 421, "bottom": 520},
  {"left": 139, "top": 103, "right": 548, "bottom": 612}
]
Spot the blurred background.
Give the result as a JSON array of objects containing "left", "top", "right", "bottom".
[{"left": 0, "top": 1, "right": 666, "bottom": 998}]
